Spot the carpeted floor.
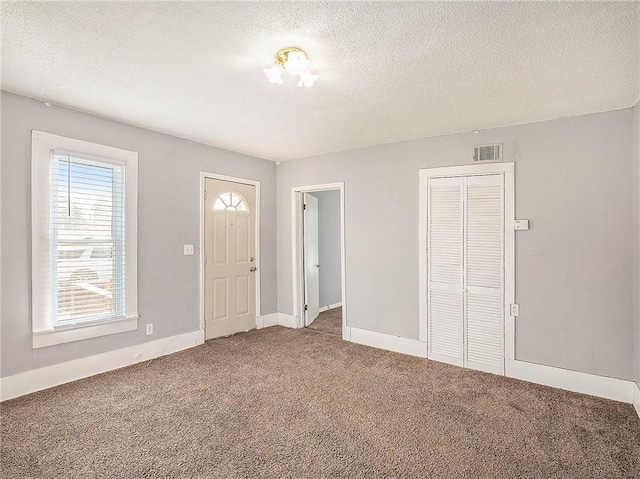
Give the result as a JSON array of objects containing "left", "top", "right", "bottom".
[
  {"left": 307, "top": 306, "right": 342, "bottom": 335},
  {"left": 2, "top": 326, "right": 640, "bottom": 478}
]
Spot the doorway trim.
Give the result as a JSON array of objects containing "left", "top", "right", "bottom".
[
  {"left": 418, "top": 162, "right": 515, "bottom": 362},
  {"left": 199, "top": 172, "right": 261, "bottom": 337},
  {"left": 291, "top": 182, "right": 348, "bottom": 339}
]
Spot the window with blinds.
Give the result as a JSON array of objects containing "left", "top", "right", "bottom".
[
  {"left": 51, "top": 152, "right": 126, "bottom": 325},
  {"left": 32, "top": 131, "right": 138, "bottom": 348}
]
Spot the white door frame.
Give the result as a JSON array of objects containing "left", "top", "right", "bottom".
[
  {"left": 291, "top": 182, "right": 348, "bottom": 339},
  {"left": 419, "top": 162, "right": 515, "bottom": 361},
  {"left": 199, "top": 172, "right": 261, "bottom": 336}
]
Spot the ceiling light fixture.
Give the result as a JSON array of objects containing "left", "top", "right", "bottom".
[{"left": 264, "top": 47, "right": 317, "bottom": 88}]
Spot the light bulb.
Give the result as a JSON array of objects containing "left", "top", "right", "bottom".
[
  {"left": 284, "top": 51, "right": 308, "bottom": 75},
  {"left": 297, "top": 70, "right": 317, "bottom": 88},
  {"left": 263, "top": 64, "right": 283, "bottom": 84}
]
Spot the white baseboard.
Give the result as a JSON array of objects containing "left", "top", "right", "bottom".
[
  {"left": 256, "top": 313, "right": 278, "bottom": 329},
  {"left": 342, "top": 325, "right": 351, "bottom": 341},
  {"left": 348, "top": 327, "right": 427, "bottom": 358},
  {"left": 319, "top": 302, "right": 342, "bottom": 313},
  {"left": 1, "top": 329, "right": 204, "bottom": 402},
  {"left": 277, "top": 313, "right": 297, "bottom": 329},
  {"left": 505, "top": 359, "right": 635, "bottom": 404},
  {"left": 634, "top": 383, "right": 640, "bottom": 419}
]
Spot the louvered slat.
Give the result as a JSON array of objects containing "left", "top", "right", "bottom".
[
  {"left": 466, "top": 294, "right": 503, "bottom": 366},
  {"left": 429, "top": 181, "right": 461, "bottom": 284},
  {"left": 466, "top": 182, "right": 503, "bottom": 289},
  {"left": 429, "top": 290, "right": 463, "bottom": 360},
  {"left": 428, "top": 178, "right": 463, "bottom": 365},
  {"left": 465, "top": 175, "right": 504, "bottom": 374}
]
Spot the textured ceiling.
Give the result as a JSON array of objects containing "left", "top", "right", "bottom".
[{"left": 2, "top": 2, "right": 639, "bottom": 161}]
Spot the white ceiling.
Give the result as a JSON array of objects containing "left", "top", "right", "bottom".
[{"left": 2, "top": 2, "right": 638, "bottom": 161}]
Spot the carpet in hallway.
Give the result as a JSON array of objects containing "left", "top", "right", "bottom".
[
  {"left": 2, "top": 326, "right": 640, "bottom": 478},
  {"left": 307, "top": 306, "right": 342, "bottom": 335}
]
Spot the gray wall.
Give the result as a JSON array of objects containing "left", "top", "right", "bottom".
[
  {"left": 277, "top": 108, "right": 634, "bottom": 380},
  {"left": 1, "top": 92, "right": 277, "bottom": 377},
  {"left": 634, "top": 99, "right": 640, "bottom": 388},
  {"left": 3, "top": 90, "right": 636, "bottom": 384},
  {"left": 309, "top": 190, "right": 342, "bottom": 307}
]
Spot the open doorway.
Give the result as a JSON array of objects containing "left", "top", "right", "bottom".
[
  {"left": 304, "top": 190, "right": 342, "bottom": 335},
  {"left": 291, "top": 183, "right": 347, "bottom": 339}
]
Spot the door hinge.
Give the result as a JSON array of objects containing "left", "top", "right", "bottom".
[
  {"left": 204, "top": 255, "right": 207, "bottom": 266},
  {"left": 204, "top": 190, "right": 207, "bottom": 200},
  {"left": 303, "top": 203, "right": 306, "bottom": 210},
  {"left": 304, "top": 304, "right": 308, "bottom": 311}
]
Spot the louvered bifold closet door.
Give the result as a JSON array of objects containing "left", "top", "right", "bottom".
[
  {"left": 464, "top": 175, "right": 504, "bottom": 375},
  {"left": 427, "top": 177, "right": 464, "bottom": 367}
]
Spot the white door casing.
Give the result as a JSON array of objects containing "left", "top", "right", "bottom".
[
  {"left": 303, "top": 193, "right": 320, "bottom": 326},
  {"left": 419, "top": 163, "right": 515, "bottom": 375},
  {"left": 204, "top": 178, "right": 256, "bottom": 339},
  {"left": 291, "top": 182, "right": 347, "bottom": 339}
]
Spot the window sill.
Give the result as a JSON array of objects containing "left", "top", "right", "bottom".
[{"left": 32, "top": 316, "right": 139, "bottom": 349}]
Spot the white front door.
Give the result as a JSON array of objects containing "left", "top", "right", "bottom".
[
  {"left": 204, "top": 179, "right": 256, "bottom": 339},
  {"left": 427, "top": 173, "right": 505, "bottom": 375},
  {"left": 303, "top": 193, "right": 320, "bottom": 326}
]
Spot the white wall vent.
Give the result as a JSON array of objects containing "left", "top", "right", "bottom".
[{"left": 473, "top": 144, "right": 502, "bottom": 163}]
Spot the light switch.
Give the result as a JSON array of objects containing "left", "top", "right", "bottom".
[
  {"left": 184, "top": 244, "right": 194, "bottom": 255},
  {"left": 514, "top": 220, "right": 530, "bottom": 231}
]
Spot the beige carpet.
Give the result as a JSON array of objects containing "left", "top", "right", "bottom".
[
  {"left": 2, "top": 326, "right": 640, "bottom": 478},
  {"left": 307, "top": 306, "right": 342, "bottom": 335}
]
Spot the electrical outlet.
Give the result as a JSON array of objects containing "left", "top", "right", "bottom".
[
  {"left": 146, "top": 323, "right": 153, "bottom": 335},
  {"left": 184, "top": 244, "right": 194, "bottom": 255},
  {"left": 510, "top": 304, "right": 519, "bottom": 317},
  {"left": 134, "top": 353, "right": 142, "bottom": 360}
]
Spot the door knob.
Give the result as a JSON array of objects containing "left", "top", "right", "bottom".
[{"left": 249, "top": 266, "right": 257, "bottom": 272}]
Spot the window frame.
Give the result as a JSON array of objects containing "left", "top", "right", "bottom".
[{"left": 31, "top": 131, "right": 138, "bottom": 348}]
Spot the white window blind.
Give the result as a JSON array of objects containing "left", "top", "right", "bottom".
[
  {"left": 31, "top": 131, "right": 138, "bottom": 348},
  {"left": 50, "top": 151, "right": 126, "bottom": 325}
]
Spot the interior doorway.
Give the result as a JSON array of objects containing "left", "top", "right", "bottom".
[
  {"left": 292, "top": 183, "right": 347, "bottom": 339},
  {"left": 200, "top": 173, "right": 260, "bottom": 340}
]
